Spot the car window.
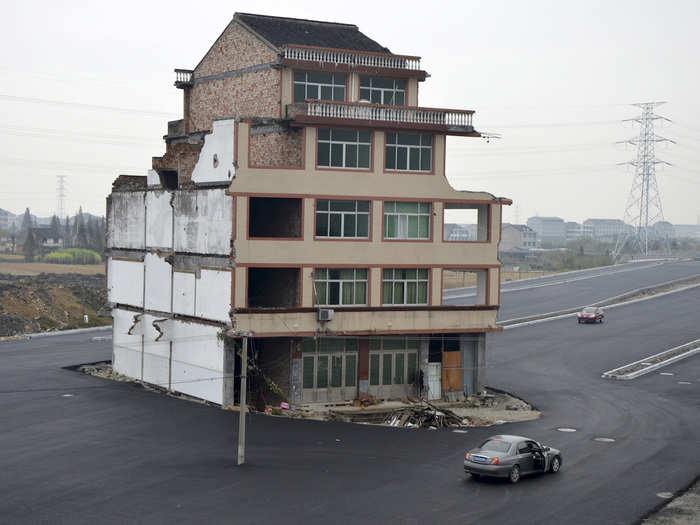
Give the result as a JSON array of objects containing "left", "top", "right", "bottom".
[
  {"left": 480, "top": 439, "right": 512, "bottom": 453},
  {"left": 517, "top": 442, "right": 529, "bottom": 454},
  {"left": 583, "top": 307, "right": 596, "bottom": 313},
  {"left": 526, "top": 440, "right": 540, "bottom": 451}
]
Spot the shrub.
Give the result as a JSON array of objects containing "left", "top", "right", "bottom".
[{"left": 43, "top": 249, "right": 102, "bottom": 265}]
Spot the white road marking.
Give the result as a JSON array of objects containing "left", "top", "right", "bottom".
[
  {"left": 594, "top": 437, "right": 616, "bottom": 443},
  {"left": 656, "top": 492, "right": 674, "bottom": 499},
  {"left": 556, "top": 427, "right": 577, "bottom": 432}
]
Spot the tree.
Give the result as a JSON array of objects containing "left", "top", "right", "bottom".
[
  {"left": 23, "top": 229, "right": 37, "bottom": 261},
  {"left": 49, "top": 214, "right": 61, "bottom": 242},
  {"left": 74, "top": 207, "right": 89, "bottom": 249},
  {"left": 20, "top": 208, "right": 32, "bottom": 233}
]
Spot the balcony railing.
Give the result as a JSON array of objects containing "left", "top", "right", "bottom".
[
  {"left": 174, "top": 69, "right": 193, "bottom": 88},
  {"left": 294, "top": 100, "right": 474, "bottom": 131},
  {"left": 282, "top": 45, "right": 422, "bottom": 72}
]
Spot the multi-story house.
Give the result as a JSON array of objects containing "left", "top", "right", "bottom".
[
  {"left": 500, "top": 224, "right": 537, "bottom": 251},
  {"left": 526, "top": 216, "right": 566, "bottom": 246},
  {"left": 106, "top": 13, "right": 510, "bottom": 407},
  {"left": 583, "top": 218, "right": 629, "bottom": 242}
]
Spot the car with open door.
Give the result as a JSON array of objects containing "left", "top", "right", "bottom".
[{"left": 463, "top": 435, "right": 562, "bottom": 483}]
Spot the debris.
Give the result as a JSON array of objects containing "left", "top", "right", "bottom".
[
  {"left": 382, "top": 402, "right": 465, "bottom": 429},
  {"left": 280, "top": 401, "right": 290, "bottom": 410}
]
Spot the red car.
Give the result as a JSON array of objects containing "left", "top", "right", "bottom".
[{"left": 577, "top": 307, "right": 604, "bottom": 324}]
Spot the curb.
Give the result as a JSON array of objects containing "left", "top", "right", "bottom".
[
  {"left": 601, "top": 339, "right": 700, "bottom": 380},
  {"left": 25, "top": 325, "right": 112, "bottom": 340},
  {"left": 501, "top": 278, "right": 700, "bottom": 330}
]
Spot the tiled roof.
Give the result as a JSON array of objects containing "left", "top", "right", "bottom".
[{"left": 235, "top": 13, "right": 390, "bottom": 53}]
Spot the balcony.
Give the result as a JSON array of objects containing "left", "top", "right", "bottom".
[
  {"left": 174, "top": 69, "right": 193, "bottom": 88},
  {"left": 287, "top": 101, "right": 477, "bottom": 135},
  {"left": 281, "top": 45, "right": 426, "bottom": 79}
]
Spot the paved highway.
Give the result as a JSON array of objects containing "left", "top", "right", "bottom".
[
  {"left": 1, "top": 272, "right": 699, "bottom": 524},
  {"left": 443, "top": 259, "right": 700, "bottom": 321}
]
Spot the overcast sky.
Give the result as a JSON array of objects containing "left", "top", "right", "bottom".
[{"left": 3, "top": 0, "right": 699, "bottom": 224}]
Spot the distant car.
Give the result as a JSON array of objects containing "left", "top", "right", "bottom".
[
  {"left": 577, "top": 306, "right": 604, "bottom": 324},
  {"left": 463, "top": 434, "right": 562, "bottom": 483}
]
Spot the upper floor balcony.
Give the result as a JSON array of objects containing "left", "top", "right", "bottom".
[
  {"left": 287, "top": 100, "right": 478, "bottom": 136},
  {"left": 280, "top": 45, "right": 427, "bottom": 80}
]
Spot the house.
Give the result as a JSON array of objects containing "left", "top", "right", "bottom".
[
  {"left": 526, "top": 216, "right": 566, "bottom": 246},
  {"left": 583, "top": 218, "right": 628, "bottom": 242},
  {"left": 106, "top": 13, "right": 511, "bottom": 407},
  {"left": 500, "top": 224, "right": 537, "bottom": 252}
]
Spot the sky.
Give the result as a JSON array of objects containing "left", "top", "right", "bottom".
[{"left": 2, "top": 0, "right": 699, "bottom": 224}]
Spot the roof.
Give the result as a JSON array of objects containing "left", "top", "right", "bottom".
[{"left": 234, "top": 12, "right": 390, "bottom": 53}]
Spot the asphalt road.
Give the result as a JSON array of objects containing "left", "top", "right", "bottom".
[
  {"left": 443, "top": 259, "right": 700, "bottom": 321},
  {"left": 1, "top": 274, "right": 699, "bottom": 524}
]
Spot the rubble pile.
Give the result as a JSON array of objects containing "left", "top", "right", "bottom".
[{"left": 383, "top": 402, "right": 466, "bottom": 429}]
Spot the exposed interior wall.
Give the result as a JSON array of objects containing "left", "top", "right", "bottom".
[
  {"left": 248, "top": 197, "right": 302, "bottom": 238},
  {"left": 191, "top": 119, "right": 236, "bottom": 185},
  {"left": 108, "top": 192, "right": 145, "bottom": 249},
  {"left": 151, "top": 142, "right": 203, "bottom": 187},
  {"left": 249, "top": 127, "right": 303, "bottom": 168},
  {"left": 174, "top": 190, "right": 233, "bottom": 255},
  {"left": 248, "top": 268, "right": 299, "bottom": 307},
  {"left": 108, "top": 258, "right": 144, "bottom": 307}
]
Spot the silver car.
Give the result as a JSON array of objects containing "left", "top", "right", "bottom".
[{"left": 463, "top": 434, "right": 562, "bottom": 483}]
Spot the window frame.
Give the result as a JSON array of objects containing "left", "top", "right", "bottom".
[
  {"left": 359, "top": 76, "right": 407, "bottom": 106},
  {"left": 381, "top": 267, "right": 431, "bottom": 306},
  {"left": 368, "top": 336, "right": 419, "bottom": 387},
  {"left": 293, "top": 71, "right": 347, "bottom": 103},
  {"left": 314, "top": 199, "right": 371, "bottom": 240},
  {"left": 313, "top": 267, "right": 369, "bottom": 307},
  {"left": 316, "top": 128, "right": 373, "bottom": 171},
  {"left": 384, "top": 132, "right": 434, "bottom": 174},
  {"left": 441, "top": 201, "right": 492, "bottom": 244},
  {"left": 383, "top": 201, "right": 432, "bottom": 241}
]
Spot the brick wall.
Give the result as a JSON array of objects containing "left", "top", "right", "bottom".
[
  {"left": 152, "top": 142, "right": 203, "bottom": 185},
  {"left": 194, "top": 21, "right": 277, "bottom": 78},
  {"left": 187, "top": 20, "right": 281, "bottom": 133},
  {"left": 249, "top": 128, "right": 304, "bottom": 168},
  {"left": 189, "top": 68, "right": 280, "bottom": 132}
]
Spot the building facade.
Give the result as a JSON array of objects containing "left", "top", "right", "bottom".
[
  {"left": 526, "top": 216, "right": 565, "bottom": 246},
  {"left": 583, "top": 218, "right": 628, "bottom": 242},
  {"left": 106, "top": 13, "right": 510, "bottom": 407},
  {"left": 500, "top": 224, "right": 537, "bottom": 251}
]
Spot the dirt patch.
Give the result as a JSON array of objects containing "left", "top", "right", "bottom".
[
  {"left": 0, "top": 273, "right": 109, "bottom": 336},
  {"left": 642, "top": 477, "right": 700, "bottom": 525},
  {"left": 0, "top": 261, "right": 105, "bottom": 276}
]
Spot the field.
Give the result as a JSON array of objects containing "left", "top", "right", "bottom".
[
  {"left": 0, "top": 256, "right": 105, "bottom": 276},
  {"left": 442, "top": 269, "right": 552, "bottom": 290}
]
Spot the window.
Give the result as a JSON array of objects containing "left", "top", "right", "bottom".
[
  {"left": 382, "top": 268, "right": 429, "bottom": 305},
  {"left": 316, "top": 199, "right": 370, "bottom": 238},
  {"left": 384, "top": 201, "right": 431, "bottom": 239},
  {"left": 385, "top": 133, "right": 432, "bottom": 172},
  {"left": 249, "top": 197, "right": 302, "bottom": 238},
  {"left": 369, "top": 337, "right": 419, "bottom": 387},
  {"left": 317, "top": 129, "right": 371, "bottom": 169},
  {"left": 314, "top": 268, "right": 368, "bottom": 306},
  {"left": 294, "top": 72, "right": 346, "bottom": 102},
  {"left": 302, "top": 338, "right": 358, "bottom": 392},
  {"left": 360, "top": 77, "right": 406, "bottom": 105},
  {"left": 443, "top": 203, "right": 489, "bottom": 242}
]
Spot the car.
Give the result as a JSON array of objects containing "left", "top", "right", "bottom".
[
  {"left": 577, "top": 306, "right": 604, "bottom": 324},
  {"left": 463, "top": 434, "right": 562, "bottom": 483}
]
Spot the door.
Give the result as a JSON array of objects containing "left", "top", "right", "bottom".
[
  {"left": 427, "top": 363, "right": 442, "bottom": 400},
  {"left": 516, "top": 441, "right": 535, "bottom": 473}
]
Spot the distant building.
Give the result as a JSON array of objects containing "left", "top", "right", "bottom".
[
  {"left": 673, "top": 224, "right": 700, "bottom": 239},
  {"left": 526, "top": 216, "right": 565, "bottom": 246},
  {"left": 448, "top": 227, "right": 471, "bottom": 241},
  {"left": 0, "top": 208, "right": 14, "bottom": 231},
  {"left": 501, "top": 224, "right": 537, "bottom": 251},
  {"left": 652, "top": 221, "right": 674, "bottom": 239},
  {"left": 583, "top": 218, "right": 627, "bottom": 242}
]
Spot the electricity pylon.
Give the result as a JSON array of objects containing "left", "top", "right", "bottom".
[
  {"left": 613, "top": 102, "right": 674, "bottom": 260},
  {"left": 56, "top": 175, "right": 67, "bottom": 219}
]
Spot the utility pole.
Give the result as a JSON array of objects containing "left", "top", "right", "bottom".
[
  {"left": 56, "top": 175, "right": 67, "bottom": 220},
  {"left": 614, "top": 102, "right": 674, "bottom": 260},
  {"left": 237, "top": 335, "right": 248, "bottom": 465}
]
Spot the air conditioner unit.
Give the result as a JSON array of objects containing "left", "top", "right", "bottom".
[{"left": 318, "top": 309, "right": 334, "bottom": 322}]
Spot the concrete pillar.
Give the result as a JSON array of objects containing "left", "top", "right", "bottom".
[
  {"left": 476, "top": 333, "right": 486, "bottom": 394},
  {"left": 460, "top": 333, "right": 486, "bottom": 395},
  {"left": 358, "top": 338, "right": 370, "bottom": 399},
  {"left": 418, "top": 336, "right": 430, "bottom": 398},
  {"left": 478, "top": 205, "right": 489, "bottom": 241},
  {"left": 476, "top": 270, "right": 487, "bottom": 305},
  {"left": 290, "top": 339, "right": 303, "bottom": 406},
  {"left": 222, "top": 336, "right": 236, "bottom": 408}
]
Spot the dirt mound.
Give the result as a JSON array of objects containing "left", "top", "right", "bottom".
[{"left": 0, "top": 273, "right": 109, "bottom": 336}]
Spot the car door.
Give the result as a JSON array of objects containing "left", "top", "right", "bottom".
[{"left": 516, "top": 441, "right": 535, "bottom": 473}]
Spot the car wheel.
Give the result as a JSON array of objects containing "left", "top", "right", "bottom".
[
  {"left": 509, "top": 465, "right": 521, "bottom": 484},
  {"left": 550, "top": 456, "right": 561, "bottom": 473},
  {"left": 577, "top": 319, "right": 581, "bottom": 324},
  {"left": 599, "top": 318, "right": 603, "bottom": 323}
]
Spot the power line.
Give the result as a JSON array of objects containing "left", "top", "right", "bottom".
[{"left": 0, "top": 93, "right": 177, "bottom": 118}]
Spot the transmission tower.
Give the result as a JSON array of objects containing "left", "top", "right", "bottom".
[
  {"left": 56, "top": 175, "right": 67, "bottom": 219},
  {"left": 613, "top": 102, "right": 674, "bottom": 259}
]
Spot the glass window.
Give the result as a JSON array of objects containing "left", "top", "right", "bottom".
[
  {"left": 303, "top": 356, "right": 314, "bottom": 389},
  {"left": 385, "top": 132, "right": 433, "bottom": 172},
  {"left": 317, "top": 129, "right": 371, "bottom": 169},
  {"left": 316, "top": 355, "right": 329, "bottom": 388},
  {"left": 382, "top": 353, "right": 393, "bottom": 385},
  {"left": 382, "top": 268, "right": 430, "bottom": 305},
  {"left": 294, "top": 72, "right": 346, "bottom": 102},
  {"left": 345, "top": 354, "right": 356, "bottom": 387},
  {"left": 407, "top": 353, "right": 417, "bottom": 384},
  {"left": 384, "top": 201, "right": 431, "bottom": 239},
  {"left": 331, "top": 355, "right": 343, "bottom": 387},
  {"left": 315, "top": 199, "right": 370, "bottom": 239},
  {"left": 314, "top": 268, "right": 368, "bottom": 306},
  {"left": 360, "top": 77, "right": 406, "bottom": 106},
  {"left": 394, "top": 353, "right": 404, "bottom": 385}
]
